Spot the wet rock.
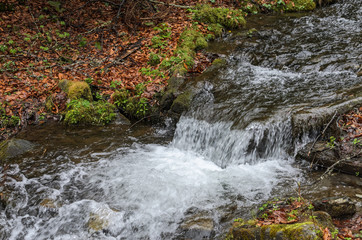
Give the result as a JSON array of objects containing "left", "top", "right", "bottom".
[
  {"left": 88, "top": 212, "right": 109, "bottom": 232},
  {"left": 296, "top": 141, "right": 362, "bottom": 175},
  {"left": 177, "top": 212, "right": 215, "bottom": 240},
  {"left": 313, "top": 197, "right": 356, "bottom": 219},
  {"left": 0, "top": 138, "right": 35, "bottom": 161},
  {"left": 291, "top": 97, "right": 362, "bottom": 141},
  {"left": 39, "top": 199, "right": 61, "bottom": 209},
  {"left": 171, "top": 90, "right": 196, "bottom": 114}
]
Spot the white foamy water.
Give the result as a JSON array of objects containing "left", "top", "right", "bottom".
[{"left": 1, "top": 142, "right": 300, "bottom": 240}]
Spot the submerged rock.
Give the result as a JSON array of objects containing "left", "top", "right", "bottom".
[
  {"left": 0, "top": 138, "right": 35, "bottom": 161},
  {"left": 87, "top": 212, "right": 109, "bottom": 232}
]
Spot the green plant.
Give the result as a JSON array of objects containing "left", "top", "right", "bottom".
[
  {"left": 140, "top": 67, "right": 165, "bottom": 79},
  {"left": 331, "top": 229, "right": 338, "bottom": 238},
  {"left": 0, "top": 44, "right": 8, "bottom": 52},
  {"left": 85, "top": 77, "right": 93, "bottom": 85},
  {"left": 148, "top": 52, "right": 161, "bottom": 66},
  {"left": 352, "top": 138, "right": 360, "bottom": 145},
  {"left": 48, "top": 1, "right": 65, "bottom": 13},
  {"left": 326, "top": 136, "right": 336, "bottom": 149},
  {"left": 3, "top": 61, "right": 15, "bottom": 71},
  {"left": 110, "top": 80, "right": 122, "bottom": 89}
]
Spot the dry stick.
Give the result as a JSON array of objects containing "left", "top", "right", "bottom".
[
  {"left": 148, "top": 0, "right": 194, "bottom": 9},
  {"left": 307, "top": 111, "right": 338, "bottom": 158},
  {"left": 314, "top": 149, "right": 361, "bottom": 184}
]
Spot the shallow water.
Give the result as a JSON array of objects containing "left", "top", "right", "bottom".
[{"left": 1, "top": 0, "right": 361, "bottom": 239}]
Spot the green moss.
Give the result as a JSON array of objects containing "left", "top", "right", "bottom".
[
  {"left": 148, "top": 52, "right": 161, "bottom": 66},
  {"left": 207, "top": 23, "right": 223, "bottom": 37},
  {"left": 170, "top": 90, "right": 194, "bottom": 114},
  {"left": 195, "top": 36, "right": 208, "bottom": 49},
  {"left": 261, "top": 222, "right": 320, "bottom": 240},
  {"left": 45, "top": 95, "right": 54, "bottom": 112},
  {"left": 64, "top": 99, "right": 116, "bottom": 125},
  {"left": 67, "top": 81, "right": 93, "bottom": 101},
  {"left": 212, "top": 58, "right": 227, "bottom": 67},
  {"left": 112, "top": 90, "right": 151, "bottom": 120},
  {"left": 286, "top": 0, "right": 316, "bottom": 11},
  {"left": 194, "top": 5, "right": 246, "bottom": 29}
]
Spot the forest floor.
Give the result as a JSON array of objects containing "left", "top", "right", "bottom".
[{"left": 0, "top": 0, "right": 305, "bottom": 139}]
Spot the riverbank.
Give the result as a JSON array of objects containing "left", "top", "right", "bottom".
[{"left": 0, "top": 0, "right": 330, "bottom": 141}]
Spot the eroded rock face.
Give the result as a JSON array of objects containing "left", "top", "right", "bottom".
[{"left": 313, "top": 197, "right": 356, "bottom": 219}]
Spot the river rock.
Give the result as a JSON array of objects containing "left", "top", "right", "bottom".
[
  {"left": 177, "top": 212, "right": 215, "bottom": 240},
  {"left": 291, "top": 97, "right": 362, "bottom": 141},
  {"left": 0, "top": 138, "right": 35, "bottom": 161},
  {"left": 313, "top": 197, "right": 356, "bottom": 219}
]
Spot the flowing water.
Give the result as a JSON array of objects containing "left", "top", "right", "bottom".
[{"left": 1, "top": 1, "right": 361, "bottom": 239}]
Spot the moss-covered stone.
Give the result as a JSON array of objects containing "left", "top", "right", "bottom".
[
  {"left": 286, "top": 0, "right": 316, "bottom": 11},
  {"left": 170, "top": 90, "right": 194, "bottom": 114},
  {"left": 194, "top": 5, "right": 246, "bottom": 29},
  {"left": 112, "top": 91, "right": 151, "bottom": 120},
  {"left": 59, "top": 80, "right": 93, "bottom": 101},
  {"left": 212, "top": 58, "right": 227, "bottom": 67},
  {"left": 64, "top": 99, "right": 116, "bottom": 125},
  {"left": 67, "top": 81, "right": 93, "bottom": 101}
]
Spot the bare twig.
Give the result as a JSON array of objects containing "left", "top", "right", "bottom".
[
  {"left": 148, "top": 0, "right": 194, "bottom": 9},
  {"left": 315, "top": 149, "right": 361, "bottom": 183},
  {"left": 308, "top": 111, "right": 337, "bottom": 158}
]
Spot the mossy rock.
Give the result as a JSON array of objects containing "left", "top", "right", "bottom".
[
  {"left": 286, "top": 0, "right": 316, "bottom": 11},
  {"left": 170, "top": 90, "right": 195, "bottom": 114},
  {"left": 194, "top": 5, "right": 246, "bottom": 29},
  {"left": 59, "top": 80, "right": 93, "bottom": 101},
  {"left": 64, "top": 99, "right": 116, "bottom": 125},
  {"left": 212, "top": 58, "right": 227, "bottom": 67},
  {"left": 112, "top": 91, "right": 151, "bottom": 120},
  {"left": 227, "top": 222, "right": 321, "bottom": 240},
  {"left": 227, "top": 212, "right": 337, "bottom": 240}
]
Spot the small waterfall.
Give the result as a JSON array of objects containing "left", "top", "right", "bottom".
[{"left": 172, "top": 115, "right": 293, "bottom": 168}]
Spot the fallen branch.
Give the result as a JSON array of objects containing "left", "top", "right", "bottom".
[
  {"left": 315, "top": 149, "right": 361, "bottom": 183},
  {"left": 148, "top": 0, "right": 194, "bottom": 9},
  {"left": 308, "top": 111, "right": 337, "bottom": 158}
]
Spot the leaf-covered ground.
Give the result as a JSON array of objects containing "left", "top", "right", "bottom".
[{"left": 0, "top": 0, "right": 217, "bottom": 139}]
